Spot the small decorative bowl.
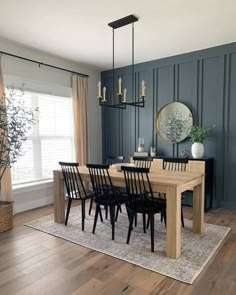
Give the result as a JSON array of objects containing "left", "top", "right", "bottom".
[{"left": 180, "top": 150, "right": 190, "bottom": 158}]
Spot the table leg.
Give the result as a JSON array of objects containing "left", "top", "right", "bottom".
[
  {"left": 53, "top": 170, "right": 65, "bottom": 223},
  {"left": 166, "top": 186, "right": 181, "bottom": 258},
  {"left": 193, "top": 176, "right": 205, "bottom": 233}
]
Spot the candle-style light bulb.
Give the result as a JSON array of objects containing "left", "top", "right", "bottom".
[
  {"left": 118, "top": 77, "right": 122, "bottom": 95},
  {"left": 141, "top": 80, "right": 145, "bottom": 97},
  {"left": 103, "top": 87, "right": 106, "bottom": 101},
  {"left": 97, "top": 81, "right": 101, "bottom": 98},
  {"left": 123, "top": 88, "right": 127, "bottom": 103}
]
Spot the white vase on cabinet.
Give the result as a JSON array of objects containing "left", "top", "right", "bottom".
[{"left": 191, "top": 142, "right": 204, "bottom": 159}]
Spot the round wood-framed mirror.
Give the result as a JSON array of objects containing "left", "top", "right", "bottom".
[{"left": 155, "top": 102, "right": 193, "bottom": 144}]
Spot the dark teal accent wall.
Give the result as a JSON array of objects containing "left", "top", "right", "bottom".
[{"left": 101, "top": 42, "right": 236, "bottom": 209}]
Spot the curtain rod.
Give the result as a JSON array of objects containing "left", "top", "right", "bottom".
[{"left": 0, "top": 50, "right": 89, "bottom": 78}]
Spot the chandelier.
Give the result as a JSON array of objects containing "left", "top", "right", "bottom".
[{"left": 97, "top": 15, "right": 146, "bottom": 109}]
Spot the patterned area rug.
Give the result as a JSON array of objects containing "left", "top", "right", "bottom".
[{"left": 25, "top": 206, "right": 230, "bottom": 284}]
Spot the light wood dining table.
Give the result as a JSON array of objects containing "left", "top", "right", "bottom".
[{"left": 53, "top": 165, "right": 205, "bottom": 259}]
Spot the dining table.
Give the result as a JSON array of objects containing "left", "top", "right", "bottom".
[{"left": 53, "top": 164, "right": 205, "bottom": 259}]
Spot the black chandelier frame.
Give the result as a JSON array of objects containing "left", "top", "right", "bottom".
[{"left": 98, "top": 15, "right": 145, "bottom": 109}]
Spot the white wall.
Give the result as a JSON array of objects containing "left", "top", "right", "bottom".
[{"left": 0, "top": 37, "right": 102, "bottom": 213}]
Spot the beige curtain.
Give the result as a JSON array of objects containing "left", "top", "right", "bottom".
[
  {"left": 72, "top": 75, "right": 89, "bottom": 165},
  {"left": 0, "top": 56, "right": 13, "bottom": 202}
]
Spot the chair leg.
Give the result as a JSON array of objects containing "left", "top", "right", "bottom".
[
  {"left": 99, "top": 206, "right": 103, "bottom": 223},
  {"left": 110, "top": 205, "right": 115, "bottom": 240},
  {"left": 115, "top": 205, "right": 120, "bottom": 221},
  {"left": 92, "top": 204, "right": 99, "bottom": 234},
  {"left": 146, "top": 215, "right": 150, "bottom": 229},
  {"left": 125, "top": 204, "right": 130, "bottom": 222},
  {"left": 81, "top": 199, "right": 85, "bottom": 231},
  {"left": 127, "top": 212, "right": 135, "bottom": 244},
  {"left": 161, "top": 210, "right": 163, "bottom": 222},
  {"left": 65, "top": 198, "right": 72, "bottom": 226},
  {"left": 150, "top": 214, "right": 155, "bottom": 252},
  {"left": 181, "top": 206, "right": 185, "bottom": 227},
  {"left": 125, "top": 204, "right": 133, "bottom": 230},
  {"left": 88, "top": 197, "right": 93, "bottom": 215},
  {"left": 163, "top": 210, "right": 166, "bottom": 227},
  {"left": 105, "top": 205, "right": 108, "bottom": 219},
  {"left": 142, "top": 213, "right": 146, "bottom": 233},
  {"left": 134, "top": 213, "right": 137, "bottom": 227},
  {"left": 109, "top": 205, "right": 113, "bottom": 224},
  {"left": 119, "top": 205, "right": 122, "bottom": 213}
]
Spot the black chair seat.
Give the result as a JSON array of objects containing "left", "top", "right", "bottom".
[
  {"left": 129, "top": 198, "right": 165, "bottom": 214},
  {"left": 86, "top": 191, "right": 95, "bottom": 198},
  {"left": 95, "top": 193, "right": 128, "bottom": 206},
  {"left": 118, "top": 187, "right": 128, "bottom": 195},
  {"left": 69, "top": 190, "right": 94, "bottom": 200}
]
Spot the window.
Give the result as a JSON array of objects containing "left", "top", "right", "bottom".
[{"left": 11, "top": 91, "right": 74, "bottom": 185}]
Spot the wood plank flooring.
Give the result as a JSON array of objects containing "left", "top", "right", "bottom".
[{"left": 0, "top": 203, "right": 236, "bottom": 295}]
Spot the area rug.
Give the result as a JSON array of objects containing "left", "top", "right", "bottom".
[{"left": 25, "top": 206, "right": 230, "bottom": 284}]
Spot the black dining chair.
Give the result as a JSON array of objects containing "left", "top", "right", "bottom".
[
  {"left": 59, "top": 161, "right": 96, "bottom": 230},
  {"left": 147, "top": 158, "right": 188, "bottom": 228},
  {"left": 162, "top": 158, "right": 189, "bottom": 227},
  {"left": 86, "top": 164, "right": 128, "bottom": 240},
  {"left": 163, "top": 158, "right": 188, "bottom": 172},
  {"left": 133, "top": 156, "right": 153, "bottom": 169},
  {"left": 88, "top": 154, "right": 124, "bottom": 216},
  {"left": 121, "top": 166, "right": 165, "bottom": 252},
  {"left": 106, "top": 155, "right": 124, "bottom": 165},
  {"left": 106, "top": 155, "right": 125, "bottom": 217},
  {"left": 124, "top": 157, "right": 153, "bottom": 227}
]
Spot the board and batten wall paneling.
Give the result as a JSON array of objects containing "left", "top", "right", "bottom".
[
  {"left": 137, "top": 68, "right": 154, "bottom": 152},
  {"left": 101, "top": 42, "right": 236, "bottom": 208},
  {"left": 155, "top": 65, "right": 174, "bottom": 156},
  {"left": 177, "top": 61, "right": 198, "bottom": 156},
  {"left": 224, "top": 52, "right": 236, "bottom": 207},
  {"left": 201, "top": 56, "right": 223, "bottom": 204}
]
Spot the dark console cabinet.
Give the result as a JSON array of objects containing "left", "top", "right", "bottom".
[{"left": 153, "top": 157, "right": 214, "bottom": 211}]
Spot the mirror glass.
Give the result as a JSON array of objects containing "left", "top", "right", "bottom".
[{"left": 155, "top": 102, "right": 193, "bottom": 143}]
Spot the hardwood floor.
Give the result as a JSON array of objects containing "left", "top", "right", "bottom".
[{"left": 0, "top": 204, "right": 236, "bottom": 295}]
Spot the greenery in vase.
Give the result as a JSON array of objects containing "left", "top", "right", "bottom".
[
  {"left": 0, "top": 87, "right": 38, "bottom": 198},
  {"left": 189, "top": 126, "right": 211, "bottom": 143},
  {"left": 161, "top": 110, "right": 187, "bottom": 144}
]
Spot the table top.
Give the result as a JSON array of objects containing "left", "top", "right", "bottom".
[{"left": 54, "top": 165, "right": 204, "bottom": 190}]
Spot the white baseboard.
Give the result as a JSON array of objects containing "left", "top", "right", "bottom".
[{"left": 13, "top": 182, "right": 53, "bottom": 213}]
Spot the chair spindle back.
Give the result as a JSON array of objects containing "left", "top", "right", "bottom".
[
  {"left": 163, "top": 158, "right": 188, "bottom": 172},
  {"left": 133, "top": 156, "right": 153, "bottom": 169},
  {"left": 86, "top": 164, "right": 115, "bottom": 198},
  {"left": 59, "top": 162, "right": 87, "bottom": 199},
  {"left": 121, "top": 166, "right": 152, "bottom": 203}
]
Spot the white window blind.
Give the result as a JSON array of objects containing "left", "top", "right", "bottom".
[{"left": 11, "top": 91, "right": 74, "bottom": 185}]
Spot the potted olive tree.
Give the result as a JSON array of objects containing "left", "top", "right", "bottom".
[
  {"left": 189, "top": 126, "right": 211, "bottom": 158},
  {"left": 0, "top": 88, "right": 37, "bottom": 232}
]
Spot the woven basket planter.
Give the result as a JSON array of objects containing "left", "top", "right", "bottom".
[{"left": 0, "top": 201, "right": 14, "bottom": 233}]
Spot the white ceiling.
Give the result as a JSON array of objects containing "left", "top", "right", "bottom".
[{"left": 0, "top": 0, "right": 236, "bottom": 70}]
